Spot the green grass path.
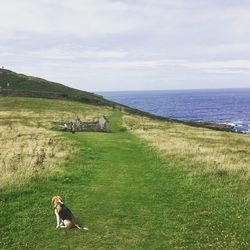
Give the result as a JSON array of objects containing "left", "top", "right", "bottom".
[{"left": 0, "top": 111, "right": 249, "bottom": 249}]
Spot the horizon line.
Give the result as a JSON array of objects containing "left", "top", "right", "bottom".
[{"left": 96, "top": 87, "right": 250, "bottom": 93}]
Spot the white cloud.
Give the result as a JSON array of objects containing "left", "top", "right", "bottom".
[
  {"left": 182, "top": 60, "right": 250, "bottom": 72},
  {"left": 29, "top": 48, "right": 127, "bottom": 60},
  {"left": 1, "top": 0, "right": 250, "bottom": 90},
  {"left": 0, "top": 0, "right": 146, "bottom": 40}
]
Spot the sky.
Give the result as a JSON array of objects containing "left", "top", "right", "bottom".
[{"left": 1, "top": 0, "right": 250, "bottom": 91}]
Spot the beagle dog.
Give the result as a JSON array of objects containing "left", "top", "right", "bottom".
[{"left": 51, "top": 195, "right": 88, "bottom": 230}]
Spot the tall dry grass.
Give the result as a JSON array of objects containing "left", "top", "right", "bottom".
[
  {"left": 123, "top": 114, "right": 250, "bottom": 178},
  {"left": 0, "top": 98, "right": 111, "bottom": 188},
  {"left": 0, "top": 123, "right": 70, "bottom": 188}
]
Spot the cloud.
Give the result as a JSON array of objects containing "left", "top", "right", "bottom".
[
  {"left": 1, "top": 0, "right": 250, "bottom": 90},
  {"left": 0, "top": 0, "right": 146, "bottom": 40},
  {"left": 182, "top": 60, "right": 250, "bottom": 74},
  {"left": 28, "top": 48, "right": 128, "bottom": 60}
]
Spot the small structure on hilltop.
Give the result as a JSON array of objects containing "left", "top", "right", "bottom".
[{"left": 60, "top": 116, "right": 111, "bottom": 132}]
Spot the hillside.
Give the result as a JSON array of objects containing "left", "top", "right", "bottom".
[
  {"left": 0, "top": 96, "right": 249, "bottom": 249},
  {"left": 0, "top": 68, "right": 233, "bottom": 132},
  {"left": 0, "top": 68, "right": 116, "bottom": 106}
]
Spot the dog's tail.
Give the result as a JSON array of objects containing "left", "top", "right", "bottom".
[{"left": 75, "top": 224, "right": 88, "bottom": 230}]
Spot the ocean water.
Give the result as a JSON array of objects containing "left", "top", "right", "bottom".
[{"left": 100, "top": 89, "right": 250, "bottom": 133}]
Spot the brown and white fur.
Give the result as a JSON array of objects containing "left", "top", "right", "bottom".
[{"left": 52, "top": 196, "right": 88, "bottom": 230}]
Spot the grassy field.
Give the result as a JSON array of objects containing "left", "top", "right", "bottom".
[
  {"left": 0, "top": 69, "right": 234, "bottom": 132},
  {"left": 123, "top": 114, "right": 250, "bottom": 177},
  {"left": 0, "top": 97, "right": 111, "bottom": 188},
  {"left": 0, "top": 97, "right": 249, "bottom": 249}
]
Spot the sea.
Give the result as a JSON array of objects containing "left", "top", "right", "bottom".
[{"left": 99, "top": 88, "right": 250, "bottom": 134}]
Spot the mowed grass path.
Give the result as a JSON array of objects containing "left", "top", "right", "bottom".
[{"left": 1, "top": 111, "right": 249, "bottom": 249}]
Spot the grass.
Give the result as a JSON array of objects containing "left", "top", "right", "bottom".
[
  {"left": 0, "top": 97, "right": 111, "bottom": 188},
  {"left": 0, "top": 97, "right": 249, "bottom": 249},
  {"left": 0, "top": 68, "right": 115, "bottom": 106},
  {"left": 123, "top": 114, "right": 250, "bottom": 177},
  {"left": 0, "top": 123, "right": 70, "bottom": 188},
  {"left": 0, "top": 69, "right": 234, "bottom": 132}
]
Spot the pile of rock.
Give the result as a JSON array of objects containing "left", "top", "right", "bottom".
[{"left": 62, "top": 116, "right": 110, "bottom": 133}]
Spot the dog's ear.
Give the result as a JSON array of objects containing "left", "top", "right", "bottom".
[
  {"left": 51, "top": 196, "right": 55, "bottom": 203},
  {"left": 57, "top": 196, "right": 63, "bottom": 203},
  {"left": 51, "top": 195, "right": 62, "bottom": 204}
]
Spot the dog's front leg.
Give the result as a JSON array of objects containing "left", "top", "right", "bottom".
[{"left": 55, "top": 210, "right": 60, "bottom": 228}]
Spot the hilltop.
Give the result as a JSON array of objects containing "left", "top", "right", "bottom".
[
  {"left": 0, "top": 68, "right": 172, "bottom": 120},
  {"left": 0, "top": 68, "right": 115, "bottom": 106}
]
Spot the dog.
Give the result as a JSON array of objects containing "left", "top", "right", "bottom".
[{"left": 51, "top": 195, "right": 88, "bottom": 230}]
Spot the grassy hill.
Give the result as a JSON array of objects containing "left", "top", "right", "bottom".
[
  {"left": 0, "top": 68, "right": 233, "bottom": 132},
  {"left": 0, "top": 68, "right": 116, "bottom": 106},
  {"left": 0, "top": 96, "right": 249, "bottom": 249},
  {"left": 0, "top": 70, "right": 249, "bottom": 249}
]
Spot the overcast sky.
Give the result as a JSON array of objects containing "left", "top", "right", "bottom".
[{"left": 1, "top": 0, "right": 250, "bottom": 91}]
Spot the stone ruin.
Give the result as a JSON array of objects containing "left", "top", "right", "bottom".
[{"left": 61, "top": 116, "right": 111, "bottom": 132}]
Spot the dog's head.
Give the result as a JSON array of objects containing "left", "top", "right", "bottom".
[{"left": 51, "top": 195, "right": 63, "bottom": 207}]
